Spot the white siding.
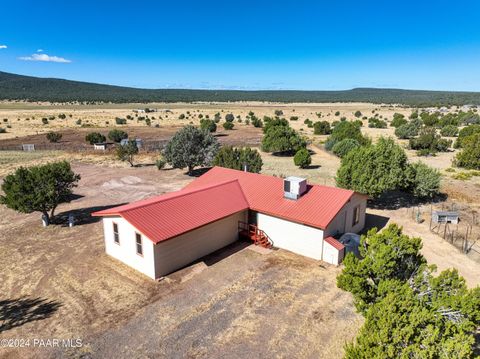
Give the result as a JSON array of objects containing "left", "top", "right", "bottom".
[
  {"left": 256, "top": 213, "right": 324, "bottom": 260},
  {"left": 322, "top": 241, "right": 345, "bottom": 266},
  {"left": 324, "top": 194, "right": 367, "bottom": 237},
  {"left": 153, "top": 211, "right": 247, "bottom": 278},
  {"left": 102, "top": 217, "right": 156, "bottom": 279}
]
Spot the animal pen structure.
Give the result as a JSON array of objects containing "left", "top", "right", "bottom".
[{"left": 405, "top": 201, "right": 480, "bottom": 261}]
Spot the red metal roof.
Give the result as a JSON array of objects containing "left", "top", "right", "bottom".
[
  {"left": 324, "top": 236, "right": 345, "bottom": 251},
  {"left": 184, "top": 167, "right": 357, "bottom": 230},
  {"left": 93, "top": 166, "right": 362, "bottom": 244},
  {"left": 93, "top": 179, "right": 249, "bottom": 244}
]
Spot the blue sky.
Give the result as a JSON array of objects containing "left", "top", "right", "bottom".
[{"left": 1, "top": 0, "right": 480, "bottom": 91}]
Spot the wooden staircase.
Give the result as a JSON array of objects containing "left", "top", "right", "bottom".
[{"left": 238, "top": 221, "right": 272, "bottom": 249}]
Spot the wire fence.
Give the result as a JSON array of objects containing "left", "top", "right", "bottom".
[
  {"left": 0, "top": 139, "right": 169, "bottom": 153},
  {"left": 405, "top": 201, "right": 480, "bottom": 262}
]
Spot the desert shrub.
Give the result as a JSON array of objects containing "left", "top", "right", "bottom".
[
  {"left": 251, "top": 116, "right": 263, "bottom": 128},
  {"left": 420, "top": 112, "right": 440, "bottom": 126},
  {"left": 223, "top": 121, "right": 234, "bottom": 130},
  {"left": 455, "top": 124, "right": 480, "bottom": 148},
  {"left": 406, "top": 162, "right": 441, "bottom": 198},
  {"left": 440, "top": 125, "right": 459, "bottom": 137},
  {"left": 313, "top": 121, "right": 331, "bottom": 135},
  {"left": 263, "top": 117, "right": 289, "bottom": 133},
  {"left": 336, "top": 137, "right": 410, "bottom": 197},
  {"left": 178, "top": 113, "right": 185, "bottom": 120},
  {"left": 41, "top": 118, "right": 48, "bottom": 125},
  {"left": 262, "top": 126, "right": 306, "bottom": 154},
  {"left": 293, "top": 148, "right": 311, "bottom": 168},
  {"left": 409, "top": 111, "right": 418, "bottom": 119},
  {"left": 325, "top": 121, "right": 369, "bottom": 151},
  {"left": 163, "top": 125, "right": 219, "bottom": 175},
  {"left": 354, "top": 110, "right": 362, "bottom": 118},
  {"left": 85, "top": 132, "right": 106, "bottom": 145},
  {"left": 108, "top": 129, "right": 128, "bottom": 143},
  {"left": 274, "top": 109, "right": 283, "bottom": 116},
  {"left": 335, "top": 111, "right": 340, "bottom": 116},
  {"left": 455, "top": 133, "right": 480, "bottom": 169},
  {"left": 391, "top": 113, "right": 407, "bottom": 127},
  {"left": 395, "top": 120, "right": 421, "bottom": 139},
  {"left": 409, "top": 127, "right": 451, "bottom": 153},
  {"left": 290, "top": 116, "right": 299, "bottom": 121},
  {"left": 115, "top": 117, "right": 127, "bottom": 125},
  {"left": 225, "top": 113, "right": 235, "bottom": 122},
  {"left": 0, "top": 161, "right": 80, "bottom": 224},
  {"left": 200, "top": 119, "right": 217, "bottom": 133},
  {"left": 58, "top": 113, "right": 66, "bottom": 120},
  {"left": 213, "top": 146, "right": 263, "bottom": 173},
  {"left": 116, "top": 140, "right": 138, "bottom": 167},
  {"left": 0, "top": 127, "right": 6, "bottom": 133},
  {"left": 46, "top": 132, "right": 62, "bottom": 143},
  {"left": 155, "top": 158, "right": 166, "bottom": 170},
  {"left": 214, "top": 112, "right": 221, "bottom": 123},
  {"left": 75, "top": 119, "right": 82, "bottom": 125},
  {"left": 352, "top": 119, "right": 363, "bottom": 127},
  {"left": 303, "top": 118, "right": 313, "bottom": 127},
  {"left": 332, "top": 138, "right": 360, "bottom": 158},
  {"left": 368, "top": 118, "right": 387, "bottom": 128}
]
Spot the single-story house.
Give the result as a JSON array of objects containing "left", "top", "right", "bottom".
[{"left": 92, "top": 167, "right": 367, "bottom": 279}]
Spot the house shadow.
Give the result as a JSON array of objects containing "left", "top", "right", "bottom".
[
  {"left": 0, "top": 297, "right": 61, "bottom": 333},
  {"left": 359, "top": 213, "right": 390, "bottom": 235},
  {"left": 202, "top": 240, "right": 251, "bottom": 266},
  {"left": 54, "top": 203, "right": 127, "bottom": 226},
  {"left": 368, "top": 191, "right": 448, "bottom": 210}
]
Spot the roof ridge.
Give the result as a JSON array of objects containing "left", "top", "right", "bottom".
[{"left": 120, "top": 178, "right": 242, "bottom": 214}]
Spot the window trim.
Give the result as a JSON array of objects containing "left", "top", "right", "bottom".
[
  {"left": 113, "top": 222, "right": 120, "bottom": 245},
  {"left": 135, "top": 232, "right": 143, "bottom": 257},
  {"left": 352, "top": 205, "right": 360, "bottom": 227}
]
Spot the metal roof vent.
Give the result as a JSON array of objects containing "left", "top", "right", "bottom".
[{"left": 283, "top": 176, "right": 307, "bottom": 200}]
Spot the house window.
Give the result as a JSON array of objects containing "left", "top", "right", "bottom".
[
  {"left": 352, "top": 206, "right": 360, "bottom": 226},
  {"left": 113, "top": 222, "right": 120, "bottom": 244},
  {"left": 135, "top": 233, "right": 143, "bottom": 256}
]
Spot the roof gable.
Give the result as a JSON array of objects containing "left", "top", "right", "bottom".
[
  {"left": 184, "top": 167, "right": 356, "bottom": 229},
  {"left": 93, "top": 179, "right": 249, "bottom": 243}
]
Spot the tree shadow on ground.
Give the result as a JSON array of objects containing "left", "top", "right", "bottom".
[
  {"left": 368, "top": 191, "right": 448, "bottom": 211},
  {"left": 214, "top": 133, "right": 229, "bottom": 138},
  {"left": 271, "top": 151, "right": 295, "bottom": 157},
  {"left": 0, "top": 297, "right": 61, "bottom": 333},
  {"left": 188, "top": 167, "right": 212, "bottom": 177},
  {"left": 54, "top": 204, "right": 127, "bottom": 226},
  {"left": 359, "top": 213, "right": 390, "bottom": 235},
  {"left": 304, "top": 165, "right": 321, "bottom": 169}
]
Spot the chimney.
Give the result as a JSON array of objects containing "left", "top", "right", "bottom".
[
  {"left": 243, "top": 163, "right": 249, "bottom": 172},
  {"left": 283, "top": 176, "right": 307, "bottom": 200}
]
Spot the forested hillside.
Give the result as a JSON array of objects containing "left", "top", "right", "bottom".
[{"left": 1, "top": 71, "right": 480, "bottom": 106}]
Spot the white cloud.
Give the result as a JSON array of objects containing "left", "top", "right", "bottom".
[
  {"left": 18, "top": 53, "right": 71, "bottom": 63},
  {"left": 0, "top": 45, "right": 7, "bottom": 49},
  {"left": 36, "top": 49, "right": 44, "bottom": 52}
]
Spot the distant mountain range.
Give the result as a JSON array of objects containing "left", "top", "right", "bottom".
[{"left": 1, "top": 71, "right": 480, "bottom": 106}]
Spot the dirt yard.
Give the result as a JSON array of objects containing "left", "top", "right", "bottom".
[{"left": 0, "top": 163, "right": 361, "bottom": 359}]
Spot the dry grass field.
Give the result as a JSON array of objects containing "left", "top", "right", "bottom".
[{"left": 1, "top": 101, "right": 479, "bottom": 358}]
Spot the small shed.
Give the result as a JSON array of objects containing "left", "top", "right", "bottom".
[
  {"left": 22, "top": 144, "right": 35, "bottom": 151},
  {"left": 322, "top": 236, "right": 345, "bottom": 266},
  {"left": 93, "top": 143, "right": 108, "bottom": 150},
  {"left": 432, "top": 211, "right": 459, "bottom": 224},
  {"left": 120, "top": 138, "right": 142, "bottom": 149}
]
